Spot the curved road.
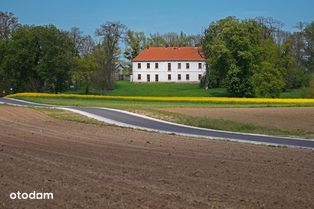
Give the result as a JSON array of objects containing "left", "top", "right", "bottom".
[{"left": 0, "top": 97, "right": 313, "bottom": 149}]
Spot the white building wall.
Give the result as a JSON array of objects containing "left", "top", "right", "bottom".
[{"left": 132, "top": 61, "right": 206, "bottom": 82}]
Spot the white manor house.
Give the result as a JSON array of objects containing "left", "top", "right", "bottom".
[{"left": 131, "top": 47, "right": 206, "bottom": 82}]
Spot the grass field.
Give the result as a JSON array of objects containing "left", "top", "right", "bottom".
[
  {"left": 66, "top": 81, "right": 229, "bottom": 97},
  {"left": 65, "top": 80, "right": 312, "bottom": 98}
]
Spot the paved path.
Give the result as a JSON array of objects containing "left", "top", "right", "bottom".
[{"left": 0, "top": 97, "right": 313, "bottom": 149}]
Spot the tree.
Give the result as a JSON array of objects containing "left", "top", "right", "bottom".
[
  {"left": 2, "top": 25, "right": 76, "bottom": 93},
  {"left": 68, "top": 27, "right": 83, "bottom": 55},
  {"left": 256, "top": 17, "right": 283, "bottom": 42},
  {"left": 68, "top": 27, "right": 95, "bottom": 56},
  {"left": 147, "top": 33, "right": 166, "bottom": 47},
  {"left": 73, "top": 54, "right": 98, "bottom": 94},
  {"left": 124, "top": 30, "right": 147, "bottom": 61},
  {"left": 304, "top": 22, "right": 314, "bottom": 72},
  {"left": 68, "top": 27, "right": 96, "bottom": 92},
  {"left": 0, "top": 39, "right": 7, "bottom": 95},
  {"left": 291, "top": 23, "right": 306, "bottom": 69},
  {"left": 147, "top": 32, "right": 200, "bottom": 47},
  {"left": 202, "top": 17, "right": 262, "bottom": 97},
  {"left": 95, "top": 22, "right": 126, "bottom": 90},
  {"left": 34, "top": 26, "right": 76, "bottom": 93},
  {"left": 0, "top": 11, "right": 20, "bottom": 40},
  {"left": 2, "top": 25, "right": 43, "bottom": 92},
  {"left": 80, "top": 35, "right": 95, "bottom": 55},
  {"left": 278, "top": 37, "right": 309, "bottom": 89}
]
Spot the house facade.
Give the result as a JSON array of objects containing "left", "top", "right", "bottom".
[{"left": 131, "top": 47, "right": 206, "bottom": 82}]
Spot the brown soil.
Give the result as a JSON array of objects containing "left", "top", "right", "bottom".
[
  {"left": 0, "top": 106, "right": 314, "bottom": 209},
  {"left": 161, "top": 107, "right": 314, "bottom": 133}
]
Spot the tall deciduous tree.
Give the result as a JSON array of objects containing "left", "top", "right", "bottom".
[
  {"left": 0, "top": 39, "right": 7, "bottom": 94},
  {"left": 256, "top": 17, "right": 283, "bottom": 42},
  {"left": 202, "top": 17, "right": 262, "bottom": 97},
  {"left": 291, "top": 22, "right": 307, "bottom": 69},
  {"left": 68, "top": 27, "right": 96, "bottom": 92},
  {"left": 95, "top": 22, "right": 126, "bottom": 90},
  {"left": 68, "top": 27, "right": 95, "bottom": 56},
  {"left": 304, "top": 22, "right": 314, "bottom": 72},
  {"left": 0, "top": 11, "right": 20, "bottom": 40}
]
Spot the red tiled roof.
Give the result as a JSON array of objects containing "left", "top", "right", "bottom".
[{"left": 133, "top": 47, "right": 205, "bottom": 61}]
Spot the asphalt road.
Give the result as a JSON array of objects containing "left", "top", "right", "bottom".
[{"left": 1, "top": 97, "right": 314, "bottom": 149}]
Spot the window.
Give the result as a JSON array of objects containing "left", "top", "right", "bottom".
[
  {"left": 138, "top": 63, "right": 141, "bottom": 69},
  {"left": 178, "top": 74, "right": 181, "bottom": 81},
  {"left": 138, "top": 74, "right": 141, "bottom": 80},
  {"left": 198, "top": 63, "right": 202, "bottom": 69},
  {"left": 168, "top": 63, "right": 171, "bottom": 71},
  {"left": 155, "top": 74, "right": 159, "bottom": 82},
  {"left": 186, "top": 74, "right": 190, "bottom": 80},
  {"left": 178, "top": 63, "right": 181, "bottom": 69},
  {"left": 198, "top": 74, "right": 202, "bottom": 80},
  {"left": 168, "top": 74, "right": 171, "bottom": 81},
  {"left": 147, "top": 63, "right": 150, "bottom": 69},
  {"left": 155, "top": 63, "right": 158, "bottom": 69},
  {"left": 186, "top": 63, "right": 190, "bottom": 69},
  {"left": 147, "top": 74, "right": 150, "bottom": 82}
]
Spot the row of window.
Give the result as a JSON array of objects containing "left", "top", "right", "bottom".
[
  {"left": 137, "top": 63, "right": 203, "bottom": 70},
  {"left": 137, "top": 74, "right": 202, "bottom": 81}
]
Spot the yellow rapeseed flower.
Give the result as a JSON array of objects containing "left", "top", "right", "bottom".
[{"left": 6, "top": 92, "right": 314, "bottom": 104}]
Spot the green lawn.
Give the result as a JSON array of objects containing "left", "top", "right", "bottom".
[
  {"left": 66, "top": 80, "right": 312, "bottom": 98},
  {"left": 66, "top": 81, "right": 230, "bottom": 97}
]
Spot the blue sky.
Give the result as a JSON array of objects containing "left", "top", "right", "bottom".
[{"left": 2, "top": 0, "right": 314, "bottom": 37}]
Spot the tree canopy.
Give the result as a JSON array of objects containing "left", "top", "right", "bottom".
[
  {"left": 201, "top": 16, "right": 313, "bottom": 97},
  {"left": 1, "top": 25, "right": 75, "bottom": 93}
]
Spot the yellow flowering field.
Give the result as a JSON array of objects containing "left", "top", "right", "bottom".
[{"left": 7, "top": 92, "right": 314, "bottom": 104}]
